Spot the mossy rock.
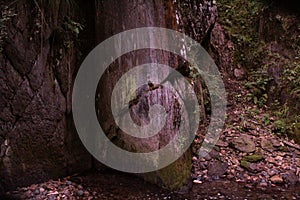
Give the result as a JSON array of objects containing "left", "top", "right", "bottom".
[
  {"left": 261, "top": 138, "right": 275, "bottom": 152},
  {"left": 230, "top": 135, "right": 256, "bottom": 153},
  {"left": 277, "top": 146, "right": 288, "bottom": 152},
  {"left": 240, "top": 159, "right": 259, "bottom": 172},
  {"left": 142, "top": 150, "right": 191, "bottom": 190},
  {"left": 242, "top": 154, "right": 263, "bottom": 163}
]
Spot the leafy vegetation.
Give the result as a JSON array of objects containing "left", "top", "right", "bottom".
[
  {"left": 283, "top": 62, "right": 300, "bottom": 101},
  {"left": 245, "top": 73, "right": 272, "bottom": 107},
  {"left": 217, "top": 0, "right": 271, "bottom": 69},
  {"left": 33, "top": 0, "right": 85, "bottom": 65},
  {"left": 63, "top": 17, "right": 84, "bottom": 37},
  {"left": 218, "top": 0, "right": 300, "bottom": 143},
  {"left": 271, "top": 103, "right": 300, "bottom": 137}
]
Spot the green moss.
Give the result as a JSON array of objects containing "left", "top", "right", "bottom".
[
  {"left": 157, "top": 152, "right": 191, "bottom": 190},
  {"left": 240, "top": 160, "right": 249, "bottom": 168},
  {"left": 242, "top": 154, "right": 263, "bottom": 163},
  {"left": 142, "top": 150, "right": 192, "bottom": 190},
  {"left": 277, "top": 146, "right": 288, "bottom": 152}
]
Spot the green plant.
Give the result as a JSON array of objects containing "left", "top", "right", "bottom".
[
  {"left": 217, "top": 0, "right": 271, "bottom": 68},
  {"left": 274, "top": 103, "right": 289, "bottom": 118},
  {"left": 218, "top": 0, "right": 300, "bottom": 143},
  {"left": 63, "top": 17, "right": 84, "bottom": 37},
  {"left": 245, "top": 75, "right": 272, "bottom": 107},
  {"left": 34, "top": 0, "right": 85, "bottom": 65},
  {"left": 283, "top": 63, "right": 300, "bottom": 100},
  {"left": 234, "top": 94, "right": 242, "bottom": 102},
  {"left": 262, "top": 114, "right": 270, "bottom": 125},
  {"left": 272, "top": 120, "right": 287, "bottom": 135},
  {"left": 271, "top": 103, "right": 300, "bottom": 138},
  {"left": 245, "top": 107, "right": 260, "bottom": 118}
]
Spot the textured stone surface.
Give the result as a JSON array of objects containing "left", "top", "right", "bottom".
[
  {"left": 207, "top": 160, "right": 228, "bottom": 180},
  {"left": 0, "top": 1, "right": 91, "bottom": 193},
  {"left": 208, "top": 22, "right": 235, "bottom": 77},
  {"left": 94, "top": 0, "right": 218, "bottom": 189},
  {"left": 270, "top": 175, "right": 284, "bottom": 184},
  {"left": 0, "top": 0, "right": 221, "bottom": 193},
  {"left": 242, "top": 154, "right": 264, "bottom": 163},
  {"left": 230, "top": 135, "right": 256, "bottom": 153}
]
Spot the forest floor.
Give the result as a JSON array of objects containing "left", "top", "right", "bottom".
[{"left": 3, "top": 77, "right": 300, "bottom": 199}]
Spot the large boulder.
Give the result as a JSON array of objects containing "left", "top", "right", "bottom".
[{"left": 94, "top": 0, "right": 218, "bottom": 189}]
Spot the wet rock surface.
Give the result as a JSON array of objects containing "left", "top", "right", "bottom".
[{"left": 0, "top": 0, "right": 92, "bottom": 192}]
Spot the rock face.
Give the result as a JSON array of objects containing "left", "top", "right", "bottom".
[
  {"left": 0, "top": 0, "right": 222, "bottom": 193},
  {"left": 0, "top": 1, "right": 92, "bottom": 193},
  {"left": 207, "top": 22, "right": 235, "bottom": 78},
  {"left": 230, "top": 134, "right": 256, "bottom": 153},
  {"left": 94, "top": 0, "right": 219, "bottom": 189}
]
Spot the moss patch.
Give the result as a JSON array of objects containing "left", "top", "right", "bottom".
[
  {"left": 142, "top": 150, "right": 192, "bottom": 190},
  {"left": 242, "top": 154, "right": 263, "bottom": 163},
  {"left": 240, "top": 160, "right": 249, "bottom": 168}
]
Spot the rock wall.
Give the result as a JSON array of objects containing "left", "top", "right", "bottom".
[
  {"left": 94, "top": 0, "right": 222, "bottom": 189},
  {"left": 0, "top": 1, "right": 92, "bottom": 193},
  {"left": 0, "top": 0, "right": 230, "bottom": 193}
]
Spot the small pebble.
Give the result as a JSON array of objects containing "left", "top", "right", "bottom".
[
  {"left": 77, "top": 190, "right": 84, "bottom": 196},
  {"left": 259, "top": 181, "right": 268, "bottom": 187},
  {"left": 193, "top": 180, "right": 202, "bottom": 184},
  {"left": 66, "top": 181, "right": 72, "bottom": 185},
  {"left": 39, "top": 187, "right": 45, "bottom": 193}
]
